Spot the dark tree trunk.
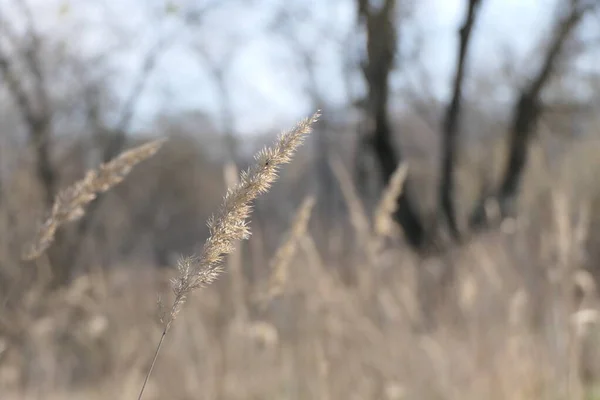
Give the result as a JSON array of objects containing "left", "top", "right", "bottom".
[
  {"left": 496, "top": 93, "right": 540, "bottom": 216},
  {"left": 439, "top": 0, "right": 482, "bottom": 240},
  {"left": 357, "top": 0, "right": 426, "bottom": 249},
  {"left": 470, "top": 1, "right": 594, "bottom": 229},
  {"left": 30, "top": 119, "right": 57, "bottom": 208},
  {"left": 371, "top": 109, "right": 425, "bottom": 248}
]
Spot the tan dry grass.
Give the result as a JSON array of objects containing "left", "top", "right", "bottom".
[
  {"left": 7, "top": 113, "right": 600, "bottom": 400},
  {"left": 3, "top": 193, "right": 600, "bottom": 399},
  {"left": 373, "top": 162, "right": 408, "bottom": 243},
  {"left": 260, "top": 195, "right": 315, "bottom": 304},
  {"left": 22, "top": 139, "right": 167, "bottom": 261}
]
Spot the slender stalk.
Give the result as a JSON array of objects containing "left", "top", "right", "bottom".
[
  {"left": 136, "top": 111, "right": 320, "bottom": 399},
  {"left": 137, "top": 329, "right": 167, "bottom": 400}
]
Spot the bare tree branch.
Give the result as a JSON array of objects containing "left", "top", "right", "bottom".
[
  {"left": 357, "top": 0, "right": 426, "bottom": 249},
  {"left": 69, "top": 0, "right": 226, "bottom": 273},
  {"left": 102, "top": 33, "right": 175, "bottom": 162},
  {"left": 70, "top": 32, "right": 174, "bottom": 268},
  {"left": 0, "top": 0, "right": 56, "bottom": 208},
  {"left": 184, "top": 0, "right": 253, "bottom": 160},
  {"left": 470, "top": 0, "right": 598, "bottom": 228},
  {"left": 13, "top": 0, "right": 50, "bottom": 114},
  {"left": 438, "top": 0, "right": 483, "bottom": 240},
  {"left": 192, "top": 42, "right": 240, "bottom": 160},
  {"left": 268, "top": 4, "right": 342, "bottom": 231}
]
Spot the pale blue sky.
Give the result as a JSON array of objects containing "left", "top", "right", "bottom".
[
  {"left": 127, "top": 0, "right": 570, "bottom": 133},
  {"left": 4, "top": 0, "right": 598, "bottom": 136}
]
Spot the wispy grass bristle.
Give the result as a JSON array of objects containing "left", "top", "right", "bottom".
[{"left": 167, "top": 111, "right": 320, "bottom": 326}]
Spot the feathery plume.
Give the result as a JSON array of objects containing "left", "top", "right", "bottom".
[
  {"left": 22, "top": 138, "right": 166, "bottom": 261},
  {"left": 166, "top": 111, "right": 320, "bottom": 327},
  {"left": 138, "top": 111, "right": 320, "bottom": 400}
]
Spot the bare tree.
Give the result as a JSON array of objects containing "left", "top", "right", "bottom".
[
  {"left": 0, "top": 0, "right": 76, "bottom": 288},
  {"left": 68, "top": 33, "right": 175, "bottom": 273},
  {"left": 183, "top": 0, "right": 250, "bottom": 161},
  {"left": 102, "top": 35, "right": 174, "bottom": 162},
  {"left": 438, "top": 0, "right": 483, "bottom": 240},
  {"left": 471, "top": 0, "right": 599, "bottom": 228},
  {"left": 357, "top": 0, "right": 425, "bottom": 249},
  {"left": 72, "top": 2, "right": 227, "bottom": 259},
  {"left": 0, "top": 0, "right": 178, "bottom": 285},
  {"left": 66, "top": 0, "right": 230, "bottom": 273},
  {"left": 191, "top": 41, "right": 240, "bottom": 161},
  {"left": 0, "top": 0, "right": 56, "bottom": 208}
]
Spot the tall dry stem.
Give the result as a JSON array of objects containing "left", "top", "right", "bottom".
[
  {"left": 373, "top": 162, "right": 408, "bottom": 246},
  {"left": 223, "top": 161, "right": 247, "bottom": 319},
  {"left": 260, "top": 195, "right": 315, "bottom": 305},
  {"left": 138, "top": 111, "right": 320, "bottom": 400},
  {"left": 329, "top": 155, "right": 372, "bottom": 250}
]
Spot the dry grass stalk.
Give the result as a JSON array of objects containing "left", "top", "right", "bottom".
[
  {"left": 22, "top": 138, "right": 167, "bottom": 261},
  {"left": 138, "top": 111, "right": 320, "bottom": 400},
  {"left": 329, "top": 155, "right": 387, "bottom": 299},
  {"left": 329, "top": 157, "right": 407, "bottom": 262},
  {"left": 260, "top": 195, "right": 315, "bottom": 304},
  {"left": 299, "top": 233, "right": 401, "bottom": 376},
  {"left": 329, "top": 155, "right": 372, "bottom": 246},
  {"left": 300, "top": 234, "right": 386, "bottom": 343},
  {"left": 373, "top": 162, "right": 408, "bottom": 243},
  {"left": 223, "top": 161, "right": 247, "bottom": 319}
]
